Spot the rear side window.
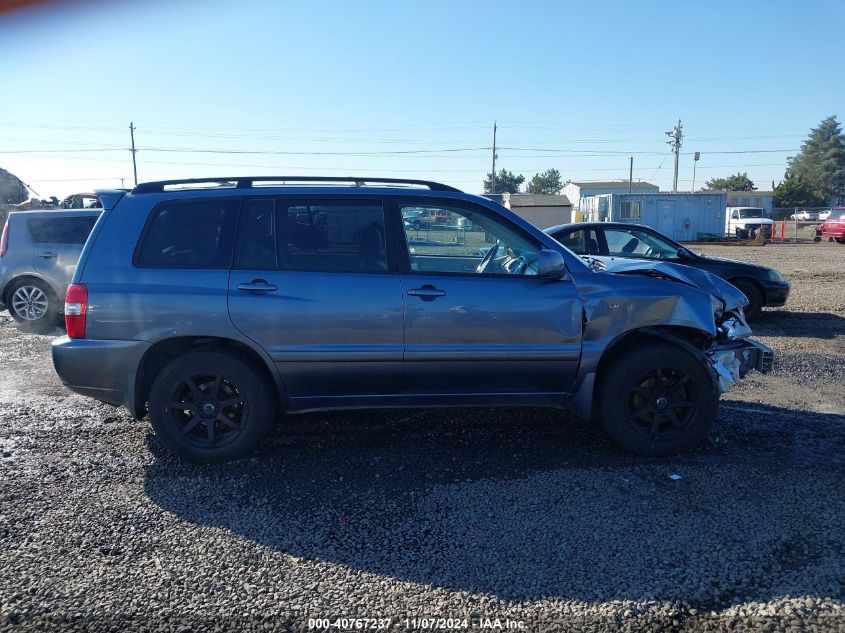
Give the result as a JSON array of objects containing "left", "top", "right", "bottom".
[
  {"left": 27, "top": 216, "right": 97, "bottom": 244},
  {"left": 236, "top": 198, "right": 388, "bottom": 272},
  {"left": 554, "top": 228, "right": 599, "bottom": 255},
  {"left": 136, "top": 199, "right": 240, "bottom": 268}
]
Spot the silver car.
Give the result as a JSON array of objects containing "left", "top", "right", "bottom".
[{"left": 0, "top": 209, "right": 101, "bottom": 331}]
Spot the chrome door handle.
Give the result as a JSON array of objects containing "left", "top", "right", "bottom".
[
  {"left": 237, "top": 279, "right": 278, "bottom": 294},
  {"left": 407, "top": 285, "right": 446, "bottom": 301},
  {"left": 39, "top": 252, "right": 57, "bottom": 259}
]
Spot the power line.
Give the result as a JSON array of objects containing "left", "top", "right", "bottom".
[
  {"left": 0, "top": 146, "right": 798, "bottom": 158},
  {"left": 0, "top": 148, "right": 127, "bottom": 154},
  {"left": 25, "top": 176, "right": 135, "bottom": 182}
]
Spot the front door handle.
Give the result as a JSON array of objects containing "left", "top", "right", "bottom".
[
  {"left": 237, "top": 279, "right": 278, "bottom": 294},
  {"left": 407, "top": 285, "right": 446, "bottom": 301},
  {"left": 39, "top": 251, "right": 57, "bottom": 259}
]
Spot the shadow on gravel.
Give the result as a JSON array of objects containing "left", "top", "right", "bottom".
[
  {"left": 144, "top": 403, "right": 845, "bottom": 606},
  {"left": 754, "top": 310, "right": 845, "bottom": 339}
]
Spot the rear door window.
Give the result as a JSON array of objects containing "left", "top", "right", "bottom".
[
  {"left": 554, "top": 228, "right": 600, "bottom": 255},
  {"left": 135, "top": 199, "right": 240, "bottom": 268},
  {"left": 235, "top": 198, "right": 390, "bottom": 272},
  {"left": 236, "top": 198, "right": 278, "bottom": 269},
  {"left": 27, "top": 216, "right": 97, "bottom": 244}
]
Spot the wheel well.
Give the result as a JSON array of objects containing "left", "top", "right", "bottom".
[
  {"left": 1, "top": 275, "right": 57, "bottom": 306},
  {"left": 134, "top": 336, "right": 282, "bottom": 417},
  {"left": 726, "top": 275, "right": 763, "bottom": 295},
  {"left": 594, "top": 326, "right": 709, "bottom": 394}
]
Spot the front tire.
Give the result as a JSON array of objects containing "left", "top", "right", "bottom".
[
  {"left": 836, "top": 237, "right": 845, "bottom": 245},
  {"left": 148, "top": 350, "right": 275, "bottom": 463},
  {"left": 599, "top": 342, "right": 719, "bottom": 456},
  {"left": 7, "top": 278, "right": 58, "bottom": 332},
  {"left": 731, "top": 279, "right": 763, "bottom": 321}
]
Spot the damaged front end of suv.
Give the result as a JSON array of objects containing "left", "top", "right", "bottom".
[{"left": 572, "top": 258, "right": 774, "bottom": 424}]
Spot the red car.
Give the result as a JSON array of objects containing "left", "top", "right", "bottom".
[{"left": 820, "top": 208, "right": 845, "bottom": 243}]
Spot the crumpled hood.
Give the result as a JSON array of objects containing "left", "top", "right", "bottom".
[{"left": 595, "top": 257, "right": 748, "bottom": 311}]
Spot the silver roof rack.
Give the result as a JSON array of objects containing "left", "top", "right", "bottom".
[{"left": 132, "top": 176, "right": 462, "bottom": 194}]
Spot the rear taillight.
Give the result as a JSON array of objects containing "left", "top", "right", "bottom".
[
  {"left": 65, "top": 284, "right": 88, "bottom": 339},
  {"left": 0, "top": 221, "right": 8, "bottom": 257}
]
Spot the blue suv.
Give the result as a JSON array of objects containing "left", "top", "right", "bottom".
[{"left": 52, "top": 177, "right": 772, "bottom": 462}]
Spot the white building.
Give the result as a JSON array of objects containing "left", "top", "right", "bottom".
[
  {"left": 582, "top": 192, "right": 727, "bottom": 241},
  {"left": 726, "top": 191, "right": 774, "bottom": 214},
  {"left": 562, "top": 180, "right": 660, "bottom": 214},
  {"left": 483, "top": 193, "right": 573, "bottom": 229}
]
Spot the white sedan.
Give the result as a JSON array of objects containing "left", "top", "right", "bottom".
[{"left": 790, "top": 210, "right": 819, "bottom": 221}]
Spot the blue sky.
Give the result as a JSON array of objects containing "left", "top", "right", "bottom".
[{"left": 0, "top": 0, "right": 842, "bottom": 198}]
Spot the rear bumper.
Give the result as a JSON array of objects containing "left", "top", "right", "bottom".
[
  {"left": 763, "top": 281, "right": 790, "bottom": 307},
  {"left": 51, "top": 336, "right": 151, "bottom": 414},
  {"left": 820, "top": 226, "right": 845, "bottom": 238}
]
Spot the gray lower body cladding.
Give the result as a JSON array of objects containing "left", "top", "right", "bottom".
[{"left": 51, "top": 336, "right": 151, "bottom": 413}]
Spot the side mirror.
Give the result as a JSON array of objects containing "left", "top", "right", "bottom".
[
  {"left": 537, "top": 249, "right": 566, "bottom": 279},
  {"left": 676, "top": 248, "right": 690, "bottom": 259}
]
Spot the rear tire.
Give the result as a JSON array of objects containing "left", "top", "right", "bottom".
[
  {"left": 599, "top": 342, "right": 719, "bottom": 456},
  {"left": 731, "top": 279, "right": 763, "bottom": 321},
  {"left": 148, "top": 350, "right": 275, "bottom": 463},
  {"left": 836, "top": 237, "right": 845, "bottom": 245},
  {"left": 7, "top": 278, "right": 59, "bottom": 333}
]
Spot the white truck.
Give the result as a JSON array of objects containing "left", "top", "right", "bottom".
[{"left": 725, "top": 207, "right": 774, "bottom": 239}]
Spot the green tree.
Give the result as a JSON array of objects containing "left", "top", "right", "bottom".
[
  {"left": 788, "top": 115, "right": 845, "bottom": 205},
  {"left": 702, "top": 172, "right": 756, "bottom": 192},
  {"left": 526, "top": 168, "right": 563, "bottom": 194},
  {"left": 772, "top": 171, "right": 826, "bottom": 209},
  {"left": 483, "top": 169, "right": 525, "bottom": 194}
]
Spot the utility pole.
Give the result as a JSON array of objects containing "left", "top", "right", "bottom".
[
  {"left": 129, "top": 122, "right": 138, "bottom": 186},
  {"left": 666, "top": 119, "right": 682, "bottom": 193},
  {"left": 490, "top": 121, "right": 497, "bottom": 194},
  {"left": 628, "top": 156, "right": 633, "bottom": 193},
  {"left": 692, "top": 151, "right": 700, "bottom": 192}
]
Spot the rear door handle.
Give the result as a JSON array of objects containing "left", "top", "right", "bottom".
[
  {"left": 407, "top": 285, "right": 446, "bottom": 301},
  {"left": 237, "top": 279, "right": 278, "bottom": 294},
  {"left": 39, "top": 252, "right": 57, "bottom": 259}
]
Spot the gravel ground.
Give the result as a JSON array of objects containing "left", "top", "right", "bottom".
[{"left": 1, "top": 242, "right": 844, "bottom": 632}]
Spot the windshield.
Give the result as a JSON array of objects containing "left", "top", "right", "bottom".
[{"left": 739, "top": 208, "right": 765, "bottom": 219}]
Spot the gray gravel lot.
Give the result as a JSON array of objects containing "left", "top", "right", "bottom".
[{"left": 1, "top": 242, "right": 844, "bottom": 632}]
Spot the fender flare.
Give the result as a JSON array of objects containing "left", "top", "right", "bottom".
[{"left": 570, "top": 326, "right": 718, "bottom": 420}]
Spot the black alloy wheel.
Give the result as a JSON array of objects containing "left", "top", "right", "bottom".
[
  {"left": 599, "top": 342, "right": 719, "bottom": 456},
  {"left": 167, "top": 372, "right": 247, "bottom": 449},
  {"left": 148, "top": 350, "right": 275, "bottom": 463},
  {"left": 624, "top": 367, "right": 698, "bottom": 442}
]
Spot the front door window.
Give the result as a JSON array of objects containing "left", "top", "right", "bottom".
[
  {"left": 604, "top": 228, "right": 679, "bottom": 260},
  {"left": 399, "top": 203, "right": 540, "bottom": 276}
]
